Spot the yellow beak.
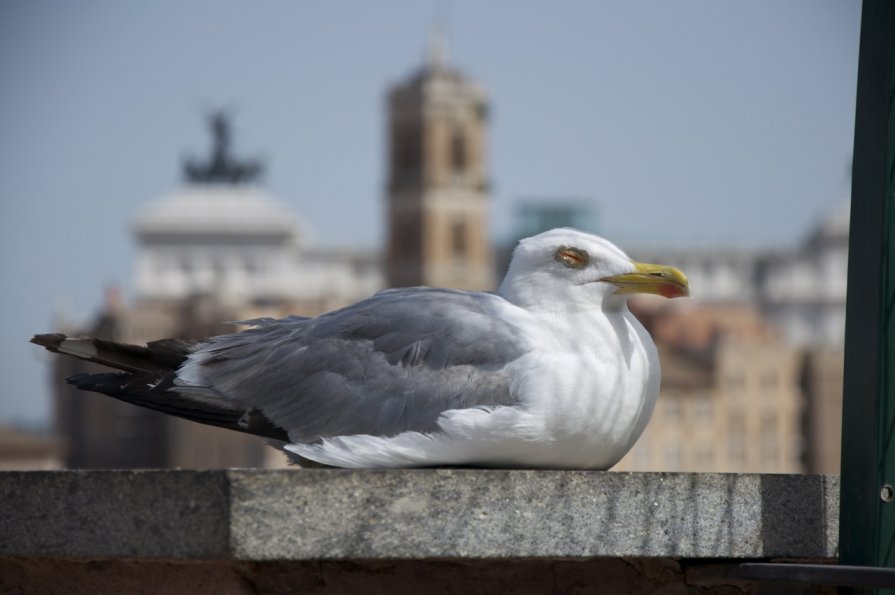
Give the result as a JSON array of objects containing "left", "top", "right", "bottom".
[{"left": 600, "top": 261, "right": 690, "bottom": 299}]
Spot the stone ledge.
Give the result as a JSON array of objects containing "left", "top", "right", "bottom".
[{"left": 0, "top": 470, "right": 838, "bottom": 561}]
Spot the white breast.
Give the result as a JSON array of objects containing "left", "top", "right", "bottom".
[{"left": 502, "top": 307, "right": 660, "bottom": 468}]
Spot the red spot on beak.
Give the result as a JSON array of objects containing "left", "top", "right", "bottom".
[{"left": 659, "top": 283, "right": 688, "bottom": 299}]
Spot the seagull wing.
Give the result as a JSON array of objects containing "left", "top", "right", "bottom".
[{"left": 176, "top": 287, "right": 532, "bottom": 442}]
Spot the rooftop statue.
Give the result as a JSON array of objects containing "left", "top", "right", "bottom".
[{"left": 183, "top": 112, "right": 264, "bottom": 184}]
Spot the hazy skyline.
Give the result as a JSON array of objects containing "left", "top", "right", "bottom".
[{"left": 1, "top": 1, "right": 861, "bottom": 425}]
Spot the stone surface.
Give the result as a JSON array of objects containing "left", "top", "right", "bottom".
[
  {"left": 0, "top": 470, "right": 839, "bottom": 561},
  {"left": 0, "top": 469, "right": 230, "bottom": 559},
  {"left": 227, "top": 470, "right": 839, "bottom": 561}
]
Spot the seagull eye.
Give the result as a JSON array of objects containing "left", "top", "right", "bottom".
[{"left": 555, "top": 246, "right": 589, "bottom": 269}]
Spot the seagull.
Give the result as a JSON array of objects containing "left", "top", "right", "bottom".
[{"left": 32, "top": 228, "right": 689, "bottom": 469}]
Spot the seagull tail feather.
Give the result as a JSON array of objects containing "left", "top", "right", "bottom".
[{"left": 30, "top": 333, "right": 289, "bottom": 442}]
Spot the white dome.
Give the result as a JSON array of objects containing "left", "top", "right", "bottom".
[{"left": 134, "top": 185, "right": 303, "bottom": 238}]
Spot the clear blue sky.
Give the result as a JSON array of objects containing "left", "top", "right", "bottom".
[{"left": 0, "top": 1, "right": 861, "bottom": 427}]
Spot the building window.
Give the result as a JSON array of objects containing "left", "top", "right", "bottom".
[
  {"left": 451, "top": 218, "right": 468, "bottom": 258},
  {"left": 760, "top": 370, "right": 778, "bottom": 390},
  {"left": 694, "top": 394, "right": 713, "bottom": 424},
  {"left": 727, "top": 371, "right": 746, "bottom": 392},
  {"left": 394, "top": 125, "right": 422, "bottom": 177},
  {"left": 393, "top": 215, "right": 421, "bottom": 258},
  {"left": 451, "top": 128, "right": 467, "bottom": 174}
]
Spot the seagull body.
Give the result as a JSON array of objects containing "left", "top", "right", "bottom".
[
  {"left": 32, "top": 229, "right": 689, "bottom": 469},
  {"left": 280, "top": 294, "right": 658, "bottom": 469}
]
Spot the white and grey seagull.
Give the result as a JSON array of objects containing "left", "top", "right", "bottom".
[{"left": 32, "top": 228, "right": 689, "bottom": 469}]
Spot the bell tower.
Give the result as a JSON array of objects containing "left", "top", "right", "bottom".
[{"left": 385, "top": 33, "right": 494, "bottom": 290}]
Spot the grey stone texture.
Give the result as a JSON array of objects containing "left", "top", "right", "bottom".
[
  {"left": 0, "top": 469, "right": 230, "bottom": 559},
  {"left": 0, "top": 469, "right": 838, "bottom": 562}
]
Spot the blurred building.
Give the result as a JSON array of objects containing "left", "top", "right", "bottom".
[
  {"left": 799, "top": 347, "right": 845, "bottom": 475},
  {"left": 53, "top": 113, "right": 384, "bottom": 469},
  {"left": 0, "top": 427, "right": 62, "bottom": 470},
  {"left": 385, "top": 33, "right": 494, "bottom": 290},
  {"left": 757, "top": 205, "right": 849, "bottom": 347},
  {"left": 753, "top": 207, "right": 847, "bottom": 473},
  {"left": 136, "top": 113, "right": 382, "bottom": 312},
  {"left": 619, "top": 208, "right": 847, "bottom": 474},
  {"left": 616, "top": 303, "right": 804, "bottom": 473},
  {"left": 626, "top": 205, "right": 849, "bottom": 347}
]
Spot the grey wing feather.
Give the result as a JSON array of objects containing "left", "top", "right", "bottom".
[{"left": 174, "top": 288, "right": 530, "bottom": 442}]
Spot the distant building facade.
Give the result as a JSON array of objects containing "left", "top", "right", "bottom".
[
  {"left": 627, "top": 205, "right": 849, "bottom": 347},
  {"left": 385, "top": 35, "right": 494, "bottom": 290},
  {"left": 755, "top": 208, "right": 848, "bottom": 475},
  {"left": 756, "top": 206, "right": 849, "bottom": 348},
  {"left": 799, "top": 347, "right": 844, "bottom": 475},
  {"left": 133, "top": 183, "right": 382, "bottom": 315},
  {"left": 616, "top": 303, "right": 804, "bottom": 473},
  {"left": 0, "top": 427, "right": 61, "bottom": 470},
  {"left": 135, "top": 113, "right": 382, "bottom": 313},
  {"left": 54, "top": 113, "right": 384, "bottom": 469},
  {"left": 614, "top": 206, "right": 849, "bottom": 474}
]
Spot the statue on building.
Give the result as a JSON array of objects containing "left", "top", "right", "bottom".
[{"left": 183, "top": 111, "right": 264, "bottom": 184}]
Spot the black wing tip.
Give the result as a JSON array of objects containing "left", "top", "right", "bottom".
[
  {"left": 66, "top": 372, "right": 89, "bottom": 386},
  {"left": 64, "top": 371, "right": 291, "bottom": 443},
  {"left": 238, "top": 409, "right": 290, "bottom": 442},
  {"left": 65, "top": 371, "right": 128, "bottom": 390},
  {"left": 30, "top": 333, "right": 68, "bottom": 350}
]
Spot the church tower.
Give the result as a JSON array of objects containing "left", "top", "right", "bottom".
[{"left": 385, "top": 33, "right": 494, "bottom": 290}]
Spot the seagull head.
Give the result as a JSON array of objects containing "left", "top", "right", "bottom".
[{"left": 498, "top": 228, "right": 690, "bottom": 310}]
